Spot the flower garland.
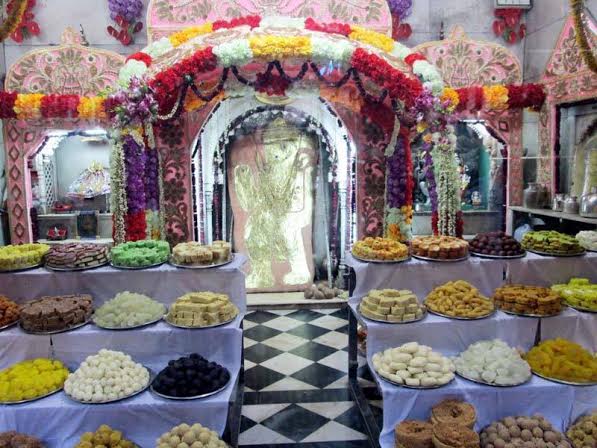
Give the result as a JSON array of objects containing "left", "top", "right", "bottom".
[
  {"left": 0, "top": 0, "right": 28, "bottom": 43},
  {"left": 9, "top": 0, "right": 40, "bottom": 43},
  {"left": 385, "top": 129, "right": 414, "bottom": 241},
  {"left": 107, "top": 76, "right": 158, "bottom": 127},
  {"left": 431, "top": 127, "right": 461, "bottom": 236},
  {"left": 107, "top": 0, "right": 143, "bottom": 45},
  {"left": 110, "top": 137, "right": 128, "bottom": 244},
  {"left": 483, "top": 85, "right": 509, "bottom": 111},
  {"left": 570, "top": 0, "right": 597, "bottom": 74},
  {"left": 122, "top": 133, "right": 147, "bottom": 241}
]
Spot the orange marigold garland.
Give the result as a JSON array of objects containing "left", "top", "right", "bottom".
[
  {"left": 483, "top": 85, "right": 509, "bottom": 111},
  {"left": 0, "top": 0, "right": 28, "bottom": 43},
  {"left": 570, "top": 0, "right": 597, "bottom": 74}
]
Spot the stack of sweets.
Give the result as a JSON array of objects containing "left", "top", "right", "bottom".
[
  {"left": 166, "top": 292, "right": 238, "bottom": 328},
  {"left": 45, "top": 243, "right": 108, "bottom": 269},
  {"left": 360, "top": 289, "right": 425, "bottom": 322},
  {"left": 493, "top": 285, "right": 561, "bottom": 316},
  {"left": 20, "top": 295, "right": 93, "bottom": 332},
  {"left": 522, "top": 231, "right": 583, "bottom": 255},
  {"left": 0, "top": 295, "right": 20, "bottom": 327}
]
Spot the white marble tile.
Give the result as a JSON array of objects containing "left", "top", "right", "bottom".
[
  {"left": 262, "top": 316, "right": 304, "bottom": 331},
  {"left": 244, "top": 337, "right": 258, "bottom": 349},
  {"left": 242, "top": 404, "right": 291, "bottom": 423},
  {"left": 239, "top": 424, "right": 294, "bottom": 445},
  {"left": 260, "top": 352, "right": 314, "bottom": 376},
  {"left": 268, "top": 309, "right": 296, "bottom": 316},
  {"left": 244, "top": 320, "right": 258, "bottom": 330},
  {"left": 245, "top": 360, "right": 257, "bottom": 370},
  {"left": 309, "top": 315, "right": 348, "bottom": 331},
  {"left": 324, "top": 375, "right": 349, "bottom": 390},
  {"left": 261, "top": 376, "right": 317, "bottom": 391},
  {"left": 262, "top": 333, "right": 309, "bottom": 352},
  {"left": 297, "top": 402, "right": 356, "bottom": 420},
  {"left": 300, "top": 421, "right": 368, "bottom": 442},
  {"left": 318, "top": 351, "right": 349, "bottom": 373},
  {"left": 313, "top": 331, "right": 348, "bottom": 350}
]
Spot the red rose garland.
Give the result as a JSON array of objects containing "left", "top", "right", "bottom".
[
  {"left": 126, "top": 52, "right": 152, "bottom": 66},
  {"left": 212, "top": 15, "right": 261, "bottom": 31},
  {"left": 455, "top": 87, "right": 484, "bottom": 112},
  {"left": 507, "top": 84, "right": 545, "bottom": 111},
  {"left": 125, "top": 210, "right": 147, "bottom": 241},
  {"left": 404, "top": 53, "right": 427, "bottom": 66},
  {"left": 305, "top": 17, "right": 351, "bottom": 36},
  {"left": 40, "top": 94, "right": 80, "bottom": 119},
  {"left": 0, "top": 92, "right": 17, "bottom": 119},
  {"left": 255, "top": 72, "right": 290, "bottom": 96}
]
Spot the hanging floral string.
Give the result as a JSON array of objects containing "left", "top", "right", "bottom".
[
  {"left": 110, "top": 138, "right": 128, "bottom": 244},
  {"left": 9, "top": 0, "right": 40, "bottom": 43},
  {"left": 107, "top": 0, "right": 143, "bottom": 45},
  {"left": 0, "top": 0, "right": 28, "bottom": 43},
  {"left": 570, "top": 0, "right": 597, "bottom": 73},
  {"left": 122, "top": 133, "right": 147, "bottom": 241}
]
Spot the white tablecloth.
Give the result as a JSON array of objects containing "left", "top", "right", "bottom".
[
  {"left": 0, "top": 254, "right": 248, "bottom": 312},
  {"left": 0, "top": 322, "right": 242, "bottom": 447},
  {"left": 538, "top": 307, "right": 597, "bottom": 352},
  {"left": 376, "top": 372, "right": 596, "bottom": 448},
  {"left": 506, "top": 251, "right": 597, "bottom": 284}
]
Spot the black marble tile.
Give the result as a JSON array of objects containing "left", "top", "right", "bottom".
[
  {"left": 239, "top": 415, "right": 258, "bottom": 433},
  {"left": 357, "top": 365, "right": 374, "bottom": 382},
  {"left": 243, "top": 388, "right": 353, "bottom": 405},
  {"left": 244, "top": 343, "right": 284, "bottom": 364},
  {"left": 328, "top": 308, "right": 349, "bottom": 320},
  {"left": 243, "top": 365, "right": 286, "bottom": 391},
  {"left": 239, "top": 441, "right": 373, "bottom": 448},
  {"left": 243, "top": 325, "right": 282, "bottom": 342},
  {"left": 290, "top": 341, "right": 338, "bottom": 362},
  {"left": 335, "top": 324, "right": 349, "bottom": 334},
  {"left": 334, "top": 405, "right": 369, "bottom": 435},
  {"left": 244, "top": 311, "right": 281, "bottom": 324},
  {"left": 291, "top": 363, "right": 346, "bottom": 389},
  {"left": 261, "top": 403, "right": 330, "bottom": 442},
  {"left": 287, "top": 324, "right": 330, "bottom": 340},
  {"left": 286, "top": 309, "right": 327, "bottom": 322}
]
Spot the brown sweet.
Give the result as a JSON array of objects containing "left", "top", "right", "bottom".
[
  {"left": 20, "top": 295, "right": 93, "bottom": 332},
  {"left": 433, "top": 423, "right": 480, "bottom": 448},
  {"left": 424, "top": 281, "right": 494, "bottom": 318},
  {"left": 493, "top": 284, "right": 562, "bottom": 316},
  {"left": 45, "top": 243, "right": 108, "bottom": 269},
  {"left": 412, "top": 236, "right": 469, "bottom": 260},
  {"left": 0, "top": 431, "right": 44, "bottom": 448},
  {"left": 469, "top": 232, "right": 524, "bottom": 257},
  {"left": 395, "top": 420, "right": 434, "bottom": 448},
  {"left": 480, "top": 414, "right": 571, "bottom": 448},
  {"left": 0, "top": 296, "right": 20, "bottom": 327},
  {"left": 431, "top": 400, "right": 476, "bottom": 429}
]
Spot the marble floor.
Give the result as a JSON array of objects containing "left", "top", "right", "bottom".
[{"left": 240, "top": 308, "right": 382, "bottom": 447}]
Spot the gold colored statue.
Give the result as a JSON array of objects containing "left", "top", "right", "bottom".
[{"left": 234, "top": 118, "right": 316, "bottom": 289}]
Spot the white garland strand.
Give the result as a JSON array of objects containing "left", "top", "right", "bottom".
[{"left": 110, "top": 138, "right": 128, "bottom": 244}]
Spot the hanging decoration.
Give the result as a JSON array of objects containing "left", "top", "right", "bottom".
[
  {"left": 107, "top": 0, "right": 143, "bottom": 45},
  {"left": 388, "top": 0, "right": 413, "bottom": 41},
  {"left": 8, "top": 0, "right": 40, "bottom": 43},
  {"left": 493, "top": 8, "right": 526, "bottom": 45},
  {"left": 0, "top": 0, "right": 29, "bottom": 43},
  {"left": 570, "top": 0, "right": 597, "bottom": 73}
]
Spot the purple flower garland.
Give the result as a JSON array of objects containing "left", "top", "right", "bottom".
[
  {"left": 386, "top": 137, "right": 409, "bottom": 208},
  {"left": 423, "top": 148, "right": 438, "bottom": 211},
  {"left": 123, "top": 135, "right": 146, "bottom": 213},
  {"left": 388, "top": 0, "right": 413, "bottom": 20},
  {"left": 108, "top": 0, "right": 143, "bottom": 22},
  {"left": 144, "top": 149, "right": 160, "bottom": 211}
]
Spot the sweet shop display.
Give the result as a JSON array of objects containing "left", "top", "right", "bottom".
[
  {"left": 551, "top": 278, "right": 597, "bottom": 312},
  {"left": 64, "top": 349, "right": 150, "bottom": 403},
  {"left": 166, "top": 292, "right": 238, "bottom": 328},
  {"left": 432, "top": 423, "right": 480, "bottom": 448},
  {"left": 430, "top": 400, "right": 477, "bottom": 429},
  {"left": 20, "top": 294, "right": 93, "bottom": 333},
  {"left": 74, "top": 425, "right": 136, "bottom": 448},
  {"left": 576, "top": 231, "right": 597, "bottom": 252},
  {"left": 453, "top": 339, "right": 531, "bottom": 386},
  {"left": 480, "top": 415, "right": 572, "bottom": 448},
  {"left": 525, "top": 339, "right": 597, "bottom": 384},
  {"left": 352, "top": 237, "right": 409, "bottom": 262},
  {"left": 411, "top": 236, "right": 469, "bottom": 261},
  {"left": 424, "top": 281, "right": 494, "bottom": 319},
  {"left": 0, "top": 432, "right": 44, "bottom": 448},
  {"left": 156, "top": 423, "right": 228, "bottom": 448},
  {"left": 0, "top": 295, "right": 20, "bottom": 328},
  {"left": 45, "top": 243, "right": 109, "bottom": 270},
  {"left": 469, "top": 231, "right": 525, "bottom": 258},
  {"left": 0, "top": 358, "right": 69, "bottom": 403},
  {"left": 566, "top": 412, "right": 597, "bottom": 448},
  {"left": 359, "top": 289, "right": 426, "bottom": 323},
  {"left": 521, "top": 231, "right": 584, "bottom": 256},
  {"left": 0, "top": 243, "right": 50, "bottom": 271},
  {"left": 372, "top": 342, "right": 455, "bottom": 388},
  {"left": 493, "top": 284, "right": 562, "bottom": 316},
  {"left": 110, "top": 240, "right": 170, "bottom": 268},
  {"left": 151, "top": 353, "right": 231, "bottom": 399},
  {"left": 171, "top": 241, "right": 232, "bottom": 267},
  {"left": 394, "top": 420, "right": 433, "bottom": 448},
  {"left": 93, "top": 291, "right": 166, "bottom": 329}
]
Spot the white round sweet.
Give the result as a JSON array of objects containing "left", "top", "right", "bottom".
[
  {"left": 372, "top": 342, "right": 455, "bottom": 387},
  {"left": 156, "top": 422, "right": 228, "bottom": 448},
  {"left": 64, "top": 349, "right": 149, "bottom": 403},
  {"left": 453, "top": 339, "right": 531, "bottom": 386},
  {"left": 94, "top": 291, "right": 166, "bottom": 328}
]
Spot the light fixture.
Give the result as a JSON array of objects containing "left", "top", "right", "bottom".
[{"left": 495, "top": 0, "right": 532, "bottom": 9}]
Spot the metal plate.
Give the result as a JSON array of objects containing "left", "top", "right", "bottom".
[
  {"left": 566, "top": 304, "right": 597, "bottom": 314},
  {"left": 470, "top": 251, "right": 526, "bottom": 259},
  {"left": 378, "top": 373, "right": 455, "bottom": 389},
  {"left": 499, "top": 308, "right": 562, "bottom": 318},
  {"left": 19, "top": 317, "right": 91, "bottom": 335},
  {"left": 358, "top": 304, "right": 427, "bottom": 324},
  {"left": 163, "top": 312, "right": 238, "bottom": 330},
  {"left": 352, "top": 254, "right": 411, "bottom": 264},
  {"left": 93, "top": 307, "right": 167, "bottom": 330},
  {"left": 412, "top": 253, "right": 470, "bottom": 263},
  {"left": 0, "top": 320, "right": 19, "bottom": 331},
  {"left": 0, "top": 263, "right": 42, "bottom": 273},
  {"left": 526, "top": 249, "right": 586, "bottom": 257},
  {"left": 168, "top": 254, "right": 234, "bottom": 269},
  {"left": 65, "top": 367, "right": 153, "bottom": 404},
  {"left": 149, "top": 376, "right": 230, "bottom": 401},
  {"left": 109, "top": 260, "right": 166, "bottom": 270},
  {"left": 456, "top": 370, "right": 531, "bottom": 387},
  {"left": 587, "top": 248, "right": 597, "bottom": 253},
  {"left": 427, "top": 307, "right": 496, "bottom": 320},
  {"left": 0, "top": 387, "right": 63, "bottom": 405},
  {"left": 532, "top": 370, "right": 597, "bottom": 386},
  {"left": 45, "top": 260, "right": 109, "bottom": 272}
]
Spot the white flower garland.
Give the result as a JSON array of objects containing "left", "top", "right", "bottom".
[
  {"left": 431, "top": 127, "right": 460, "bottom": 236},
  {"left": 118, "top": 59, "right": 148, "bottom": 88},
  {"left": 311, "top": 36, "right": 354, "bottom": 65},
  {"left": 145, "top": 37, "right": 174, "bottom": 59},
  {"left": 213, "top": 39, "right": 253, "bottom": 67},
  {"left": 110, "top": 138, "right": 128, "bottom": 244}
]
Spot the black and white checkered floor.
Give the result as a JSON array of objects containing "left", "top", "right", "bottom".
[{"left": 240, "top": 308, "right": 382, "bottom": 447}]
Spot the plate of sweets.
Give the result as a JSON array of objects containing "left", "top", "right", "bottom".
[
  {"left": 19, "top": 294, "right": 94, "bottom": 334},
  {"left": 469, "top": 231, "right": 525, "bottom": 259},
  {"left": 0, "top": 243, "right": 49, "bottom": 273},
  {"left": 157, "top": 423, "right": 228, "bottom": 448},
  {"left": 45, "top": 242, "right": 109, "bottom": 271},
  {"left": 110, "top": 240, "right": 170, "bottom": 269},
  {"left": 351, "top": 237, "right": 409, "bottom": 263},
  {"left": 424, "top": 280, "right": 495, "bottom": 320},
  {"left": 522, "top": 230, "right": 585, "bottom": 257},
  {"left": 566, "top": 412, "right": 597, "bottom": 448},
  {"left": 411, "top": 236, "right": 469, "bottom": 262},
  {"left": 551, "top": 278, "right": 597, "bottom": 313},
  {"left": 165, "top": 291, "right": 239, "bottom": 329},
  {"left": 576, "top": 230, "right": 597, "bottom": 252},
  {"left": 0, "top": 358, "right": 69, "bottom": 404},
  {"left": 93, "top": 291, "right": 167, "bottom": 330},
  {"left": 0, "top": 431, "right": 45, "bottom": 447},
  {"left": 525, "top": 338, "right": 597, "bottom": 386},
  {"left": 480, "top": 415, "right": 571, "bottom": 448},
  {"left": 73, "top": 425, "right": 139, "bottom": 448},
  {"left": 0, "top": 295, "right": 20, "bottom": 331},
  {"left": 493, "top": 284, "right": 562, "bottom": 317},
  {"left": 170, "top": 241, "right": 233, "bottom": 268},
  {"left": 359, "top": 289, "right": 426, "bottom": 324}
]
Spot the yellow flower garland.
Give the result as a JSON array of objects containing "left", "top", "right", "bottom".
[
  {"left": 348, "top": 26, "right": 394, "bottom": 53},
  {"left": 14, "top": 93, "right": 43, "bottom": 120},
  {"left": 570, "top": 0, "right": 597, "bottom": 74},
  {"left": 483, "top": 85, "right": 509, "bottom": 111},
  {"left": 77, "top": 97, "right": 106, "bottom": 120},
  {"left": 440, "top": 87, "right": 460, "bottom": 113},
  {"left": 169, "top": 23, "right": 213, "bottom": 47},
  {"left": 248, "top": 35, "right": 312, "bottom": 59}
]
